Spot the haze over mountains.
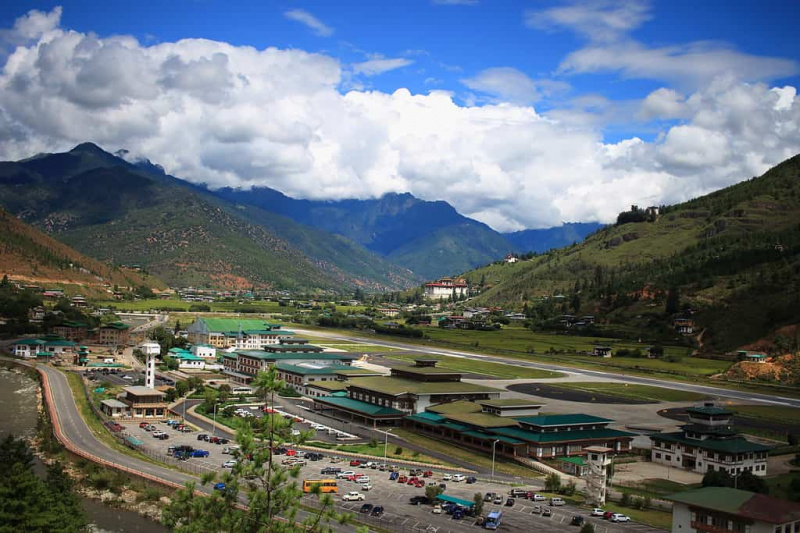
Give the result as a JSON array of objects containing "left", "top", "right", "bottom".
[{"left": 0, "top": 143, "right": 600, "bottom": 289}]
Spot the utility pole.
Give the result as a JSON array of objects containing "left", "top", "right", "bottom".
[{"left": 491, "top": 439, "right": 500, "bottom": 480}]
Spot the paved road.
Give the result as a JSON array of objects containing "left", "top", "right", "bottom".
[
  {"left": 38, "top": 364, "right": 360, "bottom": 532},
  {"left": 294, "top": 328, "right": 800, "bottom": 408}
]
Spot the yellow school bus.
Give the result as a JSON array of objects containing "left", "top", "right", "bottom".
[{"left": 303, "top": 479, "right": 338, "bottom": 493}]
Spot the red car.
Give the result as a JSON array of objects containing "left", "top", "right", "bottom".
[
  {"left": 397, "top": 475, "right": 408, "bottom": 484},
  {"left": 350, "top": 460, "right": 361, "bottom": 467},
  {"left": 414, "top": 480, "right": 425, "bottom": 488},
  {"left": 286, "top": 449, "right": 297, "bottom": 456},
  {"left": 422, "top": 471, "right": 433, "bottom": 478},
  {"left": 603, "top": 511, "right": 615, "bottom": 520},
  {"left": 139, "top": 422, "right": 149, "bottom": 428}
]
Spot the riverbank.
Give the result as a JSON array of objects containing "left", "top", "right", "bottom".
[{"left": 0, "top": 360, "right": 170, "bottom": 531}]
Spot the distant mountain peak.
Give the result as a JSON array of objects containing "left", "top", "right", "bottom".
[{"left": 70, "top": 142, "right": 109, "bottom": 155}]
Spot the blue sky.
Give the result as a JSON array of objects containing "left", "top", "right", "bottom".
[{"left": 1, "top": 1, "right": 799, "bottom": 230}]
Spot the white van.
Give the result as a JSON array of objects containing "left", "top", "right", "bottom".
[
  {"left": 550, "top": 497, "right": 566, "bottom": 506},
  {"left": 357, "top": 476, "right": 371, "bottom": 484},
  {"left": 232, "top": 387, "right": 253, "bottom": 395}
]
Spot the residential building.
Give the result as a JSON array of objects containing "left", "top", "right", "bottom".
[
  {"left": 28, "top": 306, "right": 45, "bottom": 323},
  {"left": 51, "top": 320, "right": 89, "bottom": 342},
  {"left": 674, "top": 317, "right": 695, "bottom": 335},
  {"left": 97, "top": 322, "right": 131, "bottom": 346},
  {"left": 12, "top": 336, "right": 77, "bottom": 358},
  {"left": 168, "top": 348, "right": 206, "bottom": 370},
  {"left": 504, "top": 254, "right": 518, "bottom": 263},
  {"left": 377, "top": 308, "right": 400, "bottom": 318},
  {"left": 406, "top": 403, "right": 635, "bottom": 459},
  {"left": 650, "top": 403, "right": 771, "bottom": 476},
  {"left": 187, "top": 318, "right": 294, "bottom": 349},
  {"left": 424, "top": 277, "right": 468, "bottom": 300},
  {"left": 71, "top": 295, "right": 88, "bottom": 308},
  {"left": 120, "top": 386, "right": 168, "bottom": 419},
  {"left": 191, "top": 344, "right": 217, "bottom": 359},
  {"left": 667, "top": 487, "right": 800, "bottom": 533}
]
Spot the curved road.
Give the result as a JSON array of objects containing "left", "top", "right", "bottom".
[{"left": 295, "top": 328, "right": 800, "bottom": 408}]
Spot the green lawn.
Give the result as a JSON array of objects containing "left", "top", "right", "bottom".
[
  {"left": 392, "top": 428, "right": 541, "bottom": 479},
  {"left": 729, "top": 405, "right": 800, "bottom": 425},
  {"left": 386, "top": 353, "right": 563, "bottom": 379},
  {"left": 597, "top": 502, "right": 673, "bottom": 529},
  {"left": 765, "top": 472, "right": 800, "bottom": 501},
  {"left": 549, "top": 382, "right": 709, "bottom": 402}
]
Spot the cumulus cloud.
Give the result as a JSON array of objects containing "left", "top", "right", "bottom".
[
  {"left": 284, "top": 9, "right": 334, "bottom": 37},
  {"left": 461, "top": 67, "right": 569, "bottom": 106},
  {"left": 639, "top": 88, "right": 687, "bottom": 120},
  {"left": 352, "top": 57, "right": 414, "bottom": 76},
  {"left": 0, "top": 7, "right": 798, "bottom": 233}
]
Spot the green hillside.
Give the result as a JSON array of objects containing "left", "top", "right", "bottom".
[
  {"left": 464, "top": 155, "right": 800, "bottom": 353},
  {"left": 0, "top": 144, "right": 416, "bottom": 291}
]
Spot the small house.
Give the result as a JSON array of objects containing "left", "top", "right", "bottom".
[{"left": 592, "top": 346, "right": 612, "bottom": 358}]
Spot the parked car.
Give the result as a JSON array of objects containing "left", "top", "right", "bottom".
[
  {"left": 222, "top": 460, "right": 237, "bottom": 468},
  {"left": 611, "top": 514, "right": 631, "bottom": 523},
  {"left": 466, "top": 476, "right": 477, "bottom": 484},
  {"left": 360, "top": 483, "right": 373, "bottom": 491},
  {"left": 531, "top": 493, "right": 546, "bottom": 502},
  {"left": 550, "top": 497, "right": 566, "bottom": 506},
  {"left": 571, "top": 516, "right": 586, "bottom": 526},
  {"left": 156, "top": 433, "right": 169, "bottom": 440},
  {"left": 350, "top": 460, "right": 361, "bottom": 467},
  {"left": 531, "top": 505, "right": 542, "bottom": 514},
  {"left": 422, "top": 470, "right": 433, "bottom": 478},
  {"left": 505, "top": 498, "right": 515, "bottom": 507},
  {"left": 542, "top": 508, "right": 552, "bottom": 517},
  {"left": 389, "top": 472, "right": 399, "bottom": 481},
  {"left": 370, "top": 506, "right": 384, "bottom": 517},
  {"left": 357, "top": 476, "right": 371, "bottom": 484},
  {"left": 197, "top": 433, "right": 208, "bottom": 441},
  {"left": 493, "top": 496, "right": 503, "bottom": 504},
  {"left": 360, "top": 503, "right": 373, "bottom": 514},
  {"left": 432, "top": 505, "right": 442, "bottom": 514},
  {"left": 285, "top": 449, "right": 297, "bottom": 456},
  {"left": 213, "top": 482, "right": 227, "bottom": 492},
  {"left": 452, "top": 508, "right": 464, "bottom": 520},
  {"left": 483, "top": 492, "right": 496, "bottom": 502},
  {"left": 342, "top": 492, "right": 365, "bottom": 502},
  {"left": 591, "top": 508, "right": 606, "bottom": 517},
  {"left": 397, "top": 475, "right": 408, "bottom": 484},
  {"left": 191, "top": 450, "right": 209, "bottom": 458},
  {"left": 337, "top": 471, "right": 355, "bottom": 479},
  {"left": 603, "top": 511, "right": 615, "bottom": 519},
  {"left": 321, "top": 467, "right": 341, "bottom": 475},
  {"left": 409, "top": 496, "right": 431, "bottom": 505},
  {"left": 223, "top": 445, "right": 241, "bottom": 455},
  {"left": 452, "top": 474, "right": 465, "bottom": 482},
  {"left": 510, "top": 489, "right": 528, "bottom": 497}
]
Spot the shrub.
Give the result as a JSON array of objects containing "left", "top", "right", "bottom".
[
  {"left": 620, "top": 492, "right": 631, "bottom": 507},
  {"left": 394, "top": 446, "right": 403, "bottom": 455},
  {"left": 580, "top": 524, "right": 595, "bottom": 533}
]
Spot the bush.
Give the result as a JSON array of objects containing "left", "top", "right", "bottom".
[
  {"left": 620, "top": 492, "right": 631, "bottom": 507},
  {"left": 580, "top": 524, "right": 595, "bottom": 533},
  {"left": 137, "top": 487, "right": 161, "bottom": 502},
  {"left": 561, "top": 480, "right": 577, "bottom": 496},
  {"left": 394, "top": 446, "right": 403, "bottom": 455}
]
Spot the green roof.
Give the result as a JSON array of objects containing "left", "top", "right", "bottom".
[
  {"left": 45, "top": 339, "right": 77, "bottom": 347},
  {"left": 427, "top": 401, "right": 483, "bottom": 414},
  {"left": 313, "top": 396, "right": 405, "bottom": 417},
  {"left": 651, "top": 432, "right": 772, "bottom": 453},
  {"left": 235, "top": 350, "right": 356, "bottom": 362},
  {"left": 442, "top": 412, "right": 520, "bottom": 429},
  {"left": 276, "top": 363, "right": 354, "bottom": 375},
  {"left": 14, "top": 338, "right": 46, "bottom": 346},
  {"left": 334, "top": 368, "right": 383, "bottom": 376},
  {"left": 306, "top": 381, "right": 350, "bottom": 391},
  {"left": 169, "top": 348, "right": 192, "bottom": 354},
  {"left": 174, "top": 353, "right": 204, "bottom": 361},
  {"left": 461, "top": 430, "right": 524, "bottom": 445},
  {"left": 60, "top": 320, "right": 88, "bottom": 328},
  {"left": 199, "top": 318, "right": 279, "bottom": 333},
  {"left": 407, "top": 412, "right": 446, "bottom": 424},
  {"left": 491, "top": 426, "right": 636, "bottom": 443},
  {"left": 666, "top": 487, "right": 757, "bottom": 516},
  {"left": 560, "top": 456, "right": 586, "bottom": 466},
  {"left": 102, "top": 322, "right": 130, "bottom": 330},
  {"left": 515, "top": 414, "right": 613, "bottom": 427},
  {"left": 222, "top": 353, "right": 237, "bottom": 359},
  {"left": 346, "top": 376, "right": 502, "bottom": 396}
]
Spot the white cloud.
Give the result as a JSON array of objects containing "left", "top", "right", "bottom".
[
  {"left": 352, "top": 57, "right": 413, "bottom": 76},
  {"left": 639, "top": 88, "right": 687, "bottom": 120},
  {"left": 560, "top": 41, "right": 799, "bottom": 89},
  {"left": 0, "top": 8, "right": 798, "bottom": 233},
  {"left": 526, "top": 0, "right": 651, "bottom": 43},
  {"left": 284, "top": 9, "right": 333, "bottom": 37},
  {"left": 1, "top": 5, "right": 62, "bottom": 44}
]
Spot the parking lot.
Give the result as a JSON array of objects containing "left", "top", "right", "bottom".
[{"left": 121, "top": 419, "right": 664, "bottom": 533}]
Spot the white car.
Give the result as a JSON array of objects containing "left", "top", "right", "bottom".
[
  {"left": 531, "top": 494, "right": 546, "bottom": 502},
  {"left": 432, "top": 505, "right": 442, "bottom": 514},
  {"left": 222, "top": 460, "right": 237, "bottom": 468},
  {"left": 442, "top": 474, "right": 452, "bottom": 481},
  {"left": 337, "top": 471, "right": 355, "bottom": 479},
  {"left": 291, "top": 429, "right": 301, "bottom": 436},
  {"left": 451, "top": 474, "right": 466, "bottom": 482},
  {"left": 611, "top": 513, "right": 631, "bottom": 523},
  {"left": 357, "top": 476, "right": 371, "bottom": 484},
  {"left": 342, "top": 491, "right": 365, "bottom": 502},
  {"left": 360, "top": 483, "right": 373, "bottom": 491},
  {"left": 591, "top": 508, "right": 605, "bottom": 516}
]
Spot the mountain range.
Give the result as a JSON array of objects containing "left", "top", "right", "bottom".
[
  {"left": 0, "top": 143, "right": 601, "bottom": 290},
  {"left": 461, "top": 154, "right": 800, "bottom": 353}
]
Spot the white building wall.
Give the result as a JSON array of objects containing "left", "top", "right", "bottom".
[{"left": 192, "top": 345, "right": 217, "bottom": 359}]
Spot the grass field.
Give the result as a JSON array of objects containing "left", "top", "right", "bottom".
[
  {"left": 392, "top": 428, "right": 541, "bottom": 479},
  {"left": 94, "top": 298, "right": 367, "bottom": 315},
  {"left": 765, "top": 471, "right": 800, "bottom": 501},
  {"left": 307, "top": 441, "right": 451, "bottom": 466},
  {"left": 729, "top": 405, "right": 800, "bottom": 425},
  {"left": 549, "top": 382, "right": 709, "bottom": 402},
  {"left": 424, "top": 326, "right": 692, "bottom": 358},
  {"left": 386, "top": 353, "right": 564, "bottom": 379},
  {"left": 315, "top": 343, "right": 400, "bottom": 353}
]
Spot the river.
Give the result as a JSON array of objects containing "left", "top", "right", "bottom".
[{"left": 0, "top": 367, "right": 169, "bottom": 533}]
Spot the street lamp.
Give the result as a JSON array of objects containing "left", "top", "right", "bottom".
[
  {"left": 383, "top": 428, "right": 394, "bottom": 463},
  {"left": 212, "top": 401, "right": 218, "bottom": 439},
  {"left": 491, "top": 439, "right": 500, "bottom": 480}
]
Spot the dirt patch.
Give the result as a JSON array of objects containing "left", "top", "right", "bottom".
[{"left": 507, "top": 383, "right": 655, "bottom": 404}]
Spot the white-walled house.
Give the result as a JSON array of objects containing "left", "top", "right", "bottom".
[
  {"left": 191, "top": 344, "right": 217, "bottom": 359},
  {"left": 423, "top": 278, "right": 468, "bottom": 300}
]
